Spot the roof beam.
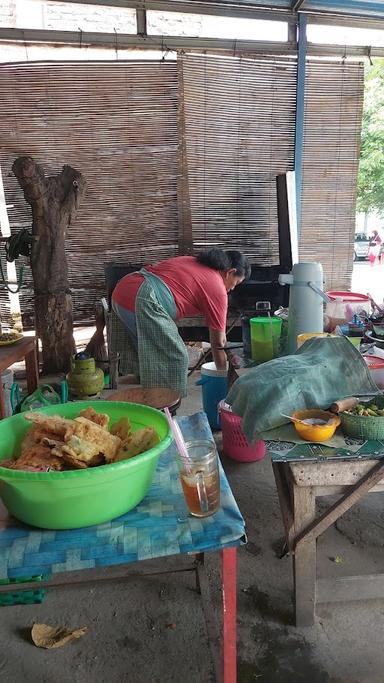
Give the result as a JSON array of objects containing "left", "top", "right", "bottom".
[
  {"left": 44, "top": 0, "right": 296, "bottom": 23},
  {"left": 307, "top": 12, "right": 384, "bottom": 30},
  {"left": 292, "top": 0, "right": 306, "bottom": 11},
  {"left": 0, "top": 27, "right": 296, "bottom": 54},
  {"left": 307, "top": 43, "right": 384, "bottom": 58}
]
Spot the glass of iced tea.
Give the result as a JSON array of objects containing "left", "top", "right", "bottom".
[{"left": 177, "top": 440, "right": 220, "bottom": 518}]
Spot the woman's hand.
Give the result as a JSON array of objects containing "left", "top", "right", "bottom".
[{"left": 209, "top": 329, "right": 227, "bottom": 372}]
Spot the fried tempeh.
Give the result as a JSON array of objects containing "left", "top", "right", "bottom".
[
  {"left": 116, "top": 427, "right": 160, "bottom": 461},
  {"left": 24, "top": 412, "right": 74, "bottom": 440},
  {"left": 110, "top": 416, "right": 131, "bottom": 442},
  {"left": 20, "top": 425, "right": 40, "bottom": 453},
  {"left": 9, "top": 445, "right": 66, "bottom": 471},
  {"left": 79, "top": 407, "right": 109, "bottom": 430},
  {"left": 72, "top": 417, "right": 121, "bottom": 462},
  {"left": 66, "top": 435, "right": 102, "bottom": 463},
  {"left": 52, "top": 446, "right": 88, "bottom": 469},
  {"left": 16, "top": 407, "right": 158, "bottom": 470}
]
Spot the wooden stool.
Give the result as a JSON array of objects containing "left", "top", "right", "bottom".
[{"left": 107, "top": 387, "right": 181, "bottom": 416}]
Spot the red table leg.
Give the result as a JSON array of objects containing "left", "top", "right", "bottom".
[{"left": 222, "top": 548, "right": 237, "bottom": 683}]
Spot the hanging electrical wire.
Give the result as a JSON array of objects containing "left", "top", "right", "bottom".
[
  {"left": 5, "top": 229, "right": 34, "bottom": 262},
  {"left": 0, "top": 230, "right": 35, "bottom": 293},
  {"left": 0, "top": 256, "right": 24, "bottom": 293}
]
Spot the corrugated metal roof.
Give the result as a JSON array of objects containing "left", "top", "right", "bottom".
[
  {"left": 306, "top": 0, "right": 384, "bottom": 18},
  {"left": 198, "top": 0, "right": 384, "bottom": 20}
]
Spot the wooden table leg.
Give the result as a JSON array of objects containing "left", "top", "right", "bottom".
[
  {"left": 272, "top": 462, "right": 295, "bottom": 551},
  {"left": 222, "top": 547, "right": 237, "bottom": 683},
  {"left": 25, "top": 344, "right": 39, "bottom": 393},
  {"left": 294, "top": 460, "right": 384, "bottom": 549},
  {"left": 293, "top": 485, "right": 316, "bottom": 627}
]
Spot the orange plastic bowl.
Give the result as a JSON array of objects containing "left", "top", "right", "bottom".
[{"left": 291, "top": 409, "right": 340, "bottom": 443}]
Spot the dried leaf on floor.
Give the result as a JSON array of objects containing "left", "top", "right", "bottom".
[{"left": 31, "top": 623, "right": 88, "bottom": 649}]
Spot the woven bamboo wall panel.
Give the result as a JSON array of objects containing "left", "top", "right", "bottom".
[
  {"left": 300, "top": 61, "right": 364, "bottom": 291},
  {"left": 0, "top": 61, "right": 179, "bottom": 324},
  {"left": 180, "top": 53, "right": 297, "bottom": 264},
  {"left": 0, "top": 56, "right": 364, "bottom": 327}
]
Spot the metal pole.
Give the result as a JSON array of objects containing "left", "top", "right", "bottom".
[{"left": 294, "top": 13, "right": 307, "bottom": 237}]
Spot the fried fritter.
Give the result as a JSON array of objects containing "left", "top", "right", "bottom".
[
  {"left": 72, "top": 417, "right": 121, "bottom": 462},
  {"left": 110, "top": 417, "right": 131, "bottom": 442},
  {"left": 24, "top": 412, "right": 74, "bottom": 439},
  {"left": 5, "top": 444, "right": 66, "bottom": 471},
  {"left": 116, "top": 427, "right": 160, "bottom": 462},
  {"left": 8, "top": 408, "right": 157, "bottom": 471},
  {"left": 52, "top": 446, "right": 88, "bottom": 469},
  {"left": 79, "top": 407, "right": 109, "bottom": 430}
]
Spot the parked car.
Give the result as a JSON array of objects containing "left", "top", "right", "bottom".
[{"left": 354, "top": 232, "right": 370, "bottom": 261}]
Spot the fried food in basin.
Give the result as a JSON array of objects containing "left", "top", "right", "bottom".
[{"left": 1, "top": 408, "right": 161, "bottom": 472}]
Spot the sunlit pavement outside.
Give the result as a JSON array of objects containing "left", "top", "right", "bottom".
[{"left": 352, "top": 259, "right": 384, "bottom": 306}]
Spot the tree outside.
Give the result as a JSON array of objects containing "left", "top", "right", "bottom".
[{"left": 357, "top": 58, "right": 384, "bottom": 219}]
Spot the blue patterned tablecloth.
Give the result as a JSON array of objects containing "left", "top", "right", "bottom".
[
  {"left": 0, "top": 412, "right": 246, "bottom": 580},
  {"left": 269, "top": 438, "right": 384, "bottom": 463}
]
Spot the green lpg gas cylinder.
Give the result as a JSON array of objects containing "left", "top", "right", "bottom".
[{"left": 66, "top": 353, "right": 104, "bottom": 399}]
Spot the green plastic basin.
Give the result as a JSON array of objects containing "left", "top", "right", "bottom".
[{"left": 0, "top": 401, "right": 172, "bottom": 529}]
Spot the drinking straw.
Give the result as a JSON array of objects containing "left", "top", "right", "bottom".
[{"left": 164, "top": 407, "right": 192, "bottom": 472}]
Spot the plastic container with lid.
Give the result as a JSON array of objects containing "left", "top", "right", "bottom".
[
  {"left": 363, "top": 355, "right": 384, "bottom": 389},
  {"left": 250, "top": 316, "right": 282, "bottom": 363},
  {"left": 326, "top": 291, "right": 371, "bottom": 320},
  {"left": 241, "top": 302, "right": 271, "bottom": 357},
  {"left": 195, "top": 362, "right": 228, "bottom": 430}
]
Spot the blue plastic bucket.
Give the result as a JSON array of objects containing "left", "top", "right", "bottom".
[{"left": 196, "top": 362, "right": 228, "bottom": 430}]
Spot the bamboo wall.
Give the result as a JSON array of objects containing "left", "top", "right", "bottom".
[{"left": 0, "top": 55, "right": 364, "bottom": 325}]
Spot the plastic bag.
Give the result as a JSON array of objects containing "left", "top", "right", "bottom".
[{"left": 11, "top": 383, "right": 67, "bottom": 414}]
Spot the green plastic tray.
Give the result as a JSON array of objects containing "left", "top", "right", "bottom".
[
  {"left": 0, "top": 575, "right": 48, "bottom": 606},
  {"left": 0, "top": 401, "right": 172, "bottom": 529}
]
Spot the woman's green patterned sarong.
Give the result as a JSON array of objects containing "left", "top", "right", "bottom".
[
  {"left": 112, "top": 270, "right": 189, "bottom": 397},
  {"left": 135, "top": 277, "right": 189, "bottom": 396}
]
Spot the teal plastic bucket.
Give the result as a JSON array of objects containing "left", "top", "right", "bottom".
[{"left": 196, "top": 362, "right": 228, "bottom": 430}]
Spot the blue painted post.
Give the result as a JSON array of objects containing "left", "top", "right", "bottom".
[{"left": 295, "top": 14, "right": 307, "bottom": 236}]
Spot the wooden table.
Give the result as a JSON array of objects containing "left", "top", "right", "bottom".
[
  {"left": 0, "top": 336, "right": 39, "bottom": 419},
  {"left": 107, "top": 386, "right": 181, "bottom": 415},
  {"left": 272, "top": 456, "right": 384, "bottom": 627}
]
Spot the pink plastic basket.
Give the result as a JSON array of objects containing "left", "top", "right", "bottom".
[{"left": 218, "top": 401, "right": 266, "bottom": 463}]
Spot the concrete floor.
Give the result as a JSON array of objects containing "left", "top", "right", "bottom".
[{"left": 2, "top": 372, "right": 384, "bottom": 682}]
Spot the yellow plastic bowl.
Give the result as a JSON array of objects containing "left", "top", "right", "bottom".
[
  {"left": 291, "top": 409, "right": 341, "bottom": 442},
  {"left": 297, "top": 333, "right": 336, "bottom": 348}
]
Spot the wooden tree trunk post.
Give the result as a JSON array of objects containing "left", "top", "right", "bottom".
[{"left": 12, "top": 156, "right": 86, "bottom": 374}]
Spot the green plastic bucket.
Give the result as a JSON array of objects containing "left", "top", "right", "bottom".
[{"left": 0, "top": 401, "right": 172, "bottom": 530}]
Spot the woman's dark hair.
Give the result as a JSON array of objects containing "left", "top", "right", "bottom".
[{"left": 196, "top": 248, "right": 251, "bottom": 280}]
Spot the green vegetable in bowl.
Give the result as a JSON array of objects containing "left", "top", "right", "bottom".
[{"left": 345, "top": 402, "right": 384, "bottom": 417}]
